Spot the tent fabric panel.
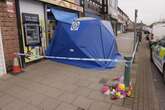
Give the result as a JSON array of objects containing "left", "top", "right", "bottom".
[
  {"left": 66, "top": 20, "right": 107, "bottom": 66},
  {"left": 60, "top": 21, "right": 106, "bottom": 67},
  {"left": 51, "top": 8, "right": 78, "bottom": 24},
  {"left": 100, "top": 23, "right": 121, "bottom": 67},
  {"left": 101, "top": 21, "right": 115, "bottom": 36}
]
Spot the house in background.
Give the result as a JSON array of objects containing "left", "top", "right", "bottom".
[
  {"left": 127, "top": 20, "right": 134, "bottom": 32},
  {"left": 107, "top": 0, "right": 118, "bottom": 35},
  {"left": 117, "top": 7, "right": 130, "bottom": 34},
  {"left": 81, "top": 0, "right": 132, "bottom": 36},
  {"left": 80, "top": 0, "right": 104, "bottom": 19}
]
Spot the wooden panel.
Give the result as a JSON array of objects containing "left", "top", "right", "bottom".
[{"left": 39, "top": 0, "right": 83, "bottom": 12}]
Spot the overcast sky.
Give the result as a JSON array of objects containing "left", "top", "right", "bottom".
[{"left": 118, "top": 0, "right": 165, "bottom": 25}]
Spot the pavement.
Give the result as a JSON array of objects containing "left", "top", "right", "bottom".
[
  {"left": 117, "top": 32, "right": 134, "bottom": 56},
  {"left": 0, "top": 32, "right": 134, "bottom": 110},
  {"left": 132, "top": 39, "right": 160, "bottom": 110}
]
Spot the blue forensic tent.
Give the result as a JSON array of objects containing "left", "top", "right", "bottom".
[{"left": 46, "top": 17, "right": 121, "bottom": 69}]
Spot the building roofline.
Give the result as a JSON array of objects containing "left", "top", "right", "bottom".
[{"left": 117, "top": 7, "right": 129, "bottom": 18}]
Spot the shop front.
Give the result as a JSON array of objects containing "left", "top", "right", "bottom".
[
  {"left": 16, "top": 0, "right": 83, "bottom": 64},
  {"left": 82, "top": 0, "right": 103, "bottom": 19},
  {"left": 110, "top": 17, "right": 118, "bottom": 36},
  {"left": 117, "top": 22, "right": 124, "bottom": 34}
]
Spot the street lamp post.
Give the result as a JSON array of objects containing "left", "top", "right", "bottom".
[
  {"left": 124, "top": 9, "right": 138, "bottom": 88},
  {"left": 134, "top": 9, "right": 138, "bottom": 50}
]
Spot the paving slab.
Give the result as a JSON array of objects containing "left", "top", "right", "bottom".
[
  {"left": 25, "top": 92, "right": 47, "bottom": 106},
  {"left": 111, "top": 105, "right": 131, "bottom": 110},
  {"left": 88, "top": 91, "right": 105, "bottom": 101},
  {"left": 88, "top": 83, "right": 103, "bottom": 90},
  {"left": 43, "top": 87, "right": 64, "bottom": 98},
  {"left": 75, "top": 80, "right": 91, "bottom": 87},
  {"left": 22, "top": 104, "right": 40, "bottom": 110},
  {"left": 56, "top": 102, "right": 77, "bottom": 110},
  {"left": 0, "top": 94, "right": 15, "bottom": 107},
  {"left": 1, "top": 100, "right": 27, "bottom": 110},
  {"left": 58, "top": 93, "right": 77, "bottom": 104},
  {"left": 89, "top": 101, "right": 111, "bottom": 110},
  {"left": 74, "top": 86, "right": 92, "bottom": 97},
  {"left": 60, "top": 84, "right": 79, "bottom": 93},
  {"left": 73, "top": 96, "right": 94, "bottom": 110},
  {"left": 0, "top": 91, "right": 5, "bottom": 97},
  {"left": 38, "top": 97, "right": 61, "bottom": 110}
]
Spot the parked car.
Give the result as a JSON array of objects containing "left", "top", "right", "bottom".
[{"left": 151, "top": 36, "right": 165, "bottom": 82}]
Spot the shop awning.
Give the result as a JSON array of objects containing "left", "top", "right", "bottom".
[{"left": 51, "top": 8, "right": 78, "bottom": 24}]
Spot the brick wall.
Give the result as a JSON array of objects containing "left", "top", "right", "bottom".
[{"left": 0, "top": 0, "right": 20, "bottom": 71}]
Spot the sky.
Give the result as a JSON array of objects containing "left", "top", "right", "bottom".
[{"left": 118, "top": 0, "right": 165, "bottom": 25}]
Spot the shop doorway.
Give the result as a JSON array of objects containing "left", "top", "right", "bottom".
[{"left": 46, "top": 7, "right": 57, "bottom": 43}]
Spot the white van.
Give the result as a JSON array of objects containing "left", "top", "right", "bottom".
[{"left": 152, "top": 23, "right": 165, "bottom": 41}]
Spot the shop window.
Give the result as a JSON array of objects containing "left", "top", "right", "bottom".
[{"left": 24, "top": 24, "right": 40, "bottom": 45}]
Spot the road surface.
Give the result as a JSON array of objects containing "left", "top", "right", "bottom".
[{"left": 151, "top": 58, "right": 165, "bottom": 110}]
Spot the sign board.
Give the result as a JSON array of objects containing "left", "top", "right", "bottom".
[
  {"left": 6, "top": 1, "right": 15, "bottom": 13},
  {"left": 39, "top": 0, "right": 83, "bottom": 12},
  {"left": 0, "top": 28, "right": 6, "bottom": 76},
  {"left": 22, "top": 13, "right": 41, "bottom": 46}
]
